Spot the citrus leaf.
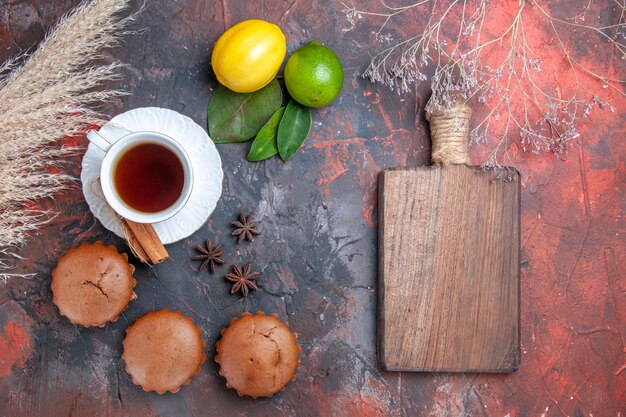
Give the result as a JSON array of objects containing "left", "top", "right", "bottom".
[
  {"left": 208, "top": 79, "right": 282, "bottom": 143},
  {"left": 277, "top": 100, "right": 312, "bottom": 161},
  {"left": 247, "top": 107, "right": 285, "bottom": 161}
]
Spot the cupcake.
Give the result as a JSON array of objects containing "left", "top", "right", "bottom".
[
  {"left": 215, "top": 312, "right": 301, "bottom": 398},
  {"left": 122, "top": 309, "right": 206, "bottom": 394},
  {"left": 51, "top": 241, "right": 137, "bottom": 327}
]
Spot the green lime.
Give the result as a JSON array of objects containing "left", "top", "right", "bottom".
[{"left": 284, "top": 41, "right": 344, "bottom": 108}]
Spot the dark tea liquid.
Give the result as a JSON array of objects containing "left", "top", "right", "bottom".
[{"left": 113, "top": 143, "right": 185, "bottom": 213}]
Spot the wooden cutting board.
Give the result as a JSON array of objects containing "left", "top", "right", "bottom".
[{"left": 377, "top": 101, "right": 520, "bottom": 372}]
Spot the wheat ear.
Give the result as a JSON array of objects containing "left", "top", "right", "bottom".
[{"left": 0, "top": 0, "right": 137, "bottom": 279}]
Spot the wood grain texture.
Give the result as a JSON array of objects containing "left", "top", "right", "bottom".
[
  {"left": 2, "top": 1, "right": 625, "bottom": 415},
  {"left": 378, "top": 165, "right": 520, "bottom": 372}
]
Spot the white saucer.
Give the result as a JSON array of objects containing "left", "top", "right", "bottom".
[{"left": 81, "top": 107, "right": 223, "bottom": 244}]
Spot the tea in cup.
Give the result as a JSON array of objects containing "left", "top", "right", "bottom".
[{"left": 86, "top": 130, "right": 194, "bottom": 224}]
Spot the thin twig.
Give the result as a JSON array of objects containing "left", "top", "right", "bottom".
[{"left": 341, "top": 0, "right": 625, "bottom": 165}]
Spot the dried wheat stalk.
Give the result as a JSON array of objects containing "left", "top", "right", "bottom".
[{"left": 0, "top": 0, "right": 137, "bottom": 279}]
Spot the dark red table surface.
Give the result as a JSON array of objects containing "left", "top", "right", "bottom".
[{"left": 0, "top": 1, "right": 624, "bottom": 416}]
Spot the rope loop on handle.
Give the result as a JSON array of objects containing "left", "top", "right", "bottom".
[{"left": 425, "top": 100, "right": 472, "bottom": 166}]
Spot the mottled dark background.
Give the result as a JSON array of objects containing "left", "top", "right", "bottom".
[{"left": 0, "top": 1, "right": 624, "bottom": 416}]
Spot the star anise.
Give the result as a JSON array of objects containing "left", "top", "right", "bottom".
[
  {"left": 231, "top": 212, "right": 260, "bottom": 243},
  {"left": 192, "top": 240, "right": 224, "bottom": 273},
  {"left": 225, "top": 263, "right": 260, "bottom": 297}
]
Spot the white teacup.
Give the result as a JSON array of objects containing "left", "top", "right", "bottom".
[{"left": 86, "top": 130, "right": 194, "bottom": 224}]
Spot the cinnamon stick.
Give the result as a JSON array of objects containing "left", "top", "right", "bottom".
[{"left": 121, "top": 218, "right": 169, "bottom": 265}]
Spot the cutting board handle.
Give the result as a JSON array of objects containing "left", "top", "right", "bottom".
[{"left": 425, "top": 99, "right": 472, "bottom": 166}]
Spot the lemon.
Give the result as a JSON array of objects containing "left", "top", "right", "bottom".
[
  {"left": 211, "top": 19, "right": 286, "bottom": 93},
  {"left": 284, "top": 41, "right": 344, "bottom": 108}
]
